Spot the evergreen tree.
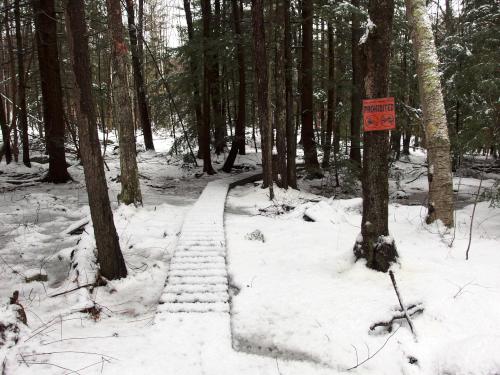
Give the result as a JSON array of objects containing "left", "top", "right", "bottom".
[
  {"left": 354, "top": 0, "right": 398, "bottom": 272},
  {"left": 64, "top": 0, "right": 127, "bottom": 280}
]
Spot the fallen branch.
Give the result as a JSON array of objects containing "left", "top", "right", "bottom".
[
  {"left": 49, "top": 278, "right": 106, "bottom": 298},
  {"left": 389, "top": 270, "right": 417, "bottom": 338},
  {"left": 370, "top": 303, "right": 424, "bottom": 333},
  {"left": 405, "top": 171, "right": 426, "bottom": 184}
]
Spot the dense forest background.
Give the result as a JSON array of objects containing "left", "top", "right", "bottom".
[{"left": 1, "top": 0, "right": 497, "bottom": 169}]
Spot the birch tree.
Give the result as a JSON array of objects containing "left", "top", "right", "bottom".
[{"left": 405, "top": 0, "right": 454, "bottom": 227}]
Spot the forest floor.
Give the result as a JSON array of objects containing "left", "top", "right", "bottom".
[{"left": 1, "top": 133, "right": 499, "bottom": 375}]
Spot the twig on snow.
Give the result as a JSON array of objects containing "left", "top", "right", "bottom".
[
  {"left": 41, "top": 335, "right": 118, "bottom": 346},
  {"left": 389, "top": 271, "right": 417, "bottom": 338},
  {"left": 18, "top": 351, "right": 117, "bottom": 361},
  {"left": 347, "top": 327, "right": 400, "bottom": 371},
  {"left": 1, "top": 357, "right": 7, "bottom": 375},
  {"left": 17, "top": 361, "right": 81, "bottom": 374},
  {"left": 275, "top": 357, "right": 283, "bottom": 375},
  {"left": 48, "top": 282, "right": 101, "bottom": 298},
  {"left": 370, "top": 303, "right": 424, "bottom": 333},
  {"left": 453, "top": 280, "right": 475, "bottom": 299},
  {"left": 466, "top": 154, "right": 489, "bottom": 260}
]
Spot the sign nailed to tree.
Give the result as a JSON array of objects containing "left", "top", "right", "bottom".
[{"left": 363, "top": 97, "right": 396, "bottom": 131}]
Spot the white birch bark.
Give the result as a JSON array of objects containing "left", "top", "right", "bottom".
[{"left": 405, "top": 0, "right": 454, "bottom": 226}]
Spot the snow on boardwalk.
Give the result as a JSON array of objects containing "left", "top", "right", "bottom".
[
  {"left": 157, "top": 171, "right": 261, "bottom": 315},
  {"left": 150, "top": 171, "right": 332, "bottom": 375}
]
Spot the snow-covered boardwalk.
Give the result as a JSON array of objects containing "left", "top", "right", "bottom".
[{"left": 157, "top": 171, "right": 261, "bottom": 315}]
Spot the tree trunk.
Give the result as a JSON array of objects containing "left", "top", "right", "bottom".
[
  {"left": 211, "top": 0, "right": 226, "bottom": 155},
  {"left": 350, "top": 0, "right": 363, "bottom": 166},
  {"left": 4, "top": 0, "right": 19, "bottom": 162},
  {"left": 319, "top": 20, "right": 326, "bottom": 149},
  {"left": 402, "top": 34, "right": 412, "bottom": 157},
  {"left": 293, "top": 12, "right": 302, "bottom": 164},
  {"left": 273, "top": 0, "right": 288, "bottom": 188},
  {"left": 354, "top": 0, "right": 398, "bottom": 273},
  {"left": 0, "top": 93, "right": 11, "bottom": 164},
  {"left": 138, "top": 0, "right": 145, "bottom": 75},
  {"left": 405, "top": 0, "right": 454, "bottom": 227},
  {"left": 200, "top": 0, "right": 216, "bottom": 174},
  {"left": 0, "top": 20, "right": 11, "bottom": 164},
  {"left": 300, "top": 0, "right": 322, "bottom": 178},
  {"left": 402, "top": 131, "right": 411, "bottom": 155},
  {"left": 106, "top": 0, "right": 142, "bottom": 205},
  {"left": 251, "top": 0, "right": 274, "bottom": 199},
  {"left": 0, "top": 17, "right": 11, "bottom": 165},
  {"left": 391, "top": 130, "right": 402, "bottom": 159},
  {"left": 222, "top": 0, "right": 246, "bottom": 173},
  {"left": 183, "top": 0, "right": 204, "bottom": 159},
  {"left": 32, "top": 0, "right": 71, "bottom": 182},
  {"left": 125, "top": 0, "right": 155, "bottom": 151},
  {"left": 64, "top": 0, "right": 127, "bottom": 280},
  {"left": 322, "top": 22, "right": 336, "bottom": 169},
  {"left": 14, "top": 0, "right": 30, "bottom": 167},
  {"left": 284, "top": 0, "right": 297, "bottom": 188}
]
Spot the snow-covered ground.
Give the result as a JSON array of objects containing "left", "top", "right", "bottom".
[
  {"left": 1, "top": 133, "right": 499, "bottom": 374},
  {"left": 226, "top": 184, "right": 500, "bottom": 375}
]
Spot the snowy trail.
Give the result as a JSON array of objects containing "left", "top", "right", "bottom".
[
  {"left": 149, "top": 171, "right": 337, "bottom": 375},
  {"left": 153, "top": 171, "right": 277, "bottom": 373},
  {"left": 157, "top": 170, "right": 262, "bottom": 314}
]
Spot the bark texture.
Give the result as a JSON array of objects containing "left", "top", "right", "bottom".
[
  {"left": 0, "top": 87, "right": 11, "bottom": 164},
  {"left": 200, "top": 0, "right": 216, "bottom": 174},
  {"left": 251, "top": 0, "right": 274, "bottom": 199},
  {"left": 106, "top": 0, "right": 142, "bottom": 205},
  {"left": 354, "top": 0, "right": 398, "bottom": 272},
  {"left": 0, "top": 18, "right": 12, "bottom": 165},
  {"left": 212, "top": 0, "right": 226, "bottom": 155},
  {"left": 33, "top": 0, "right": 71, "bottom": 182},
  {"left": 350, "top": 0, "right": 363, "bottom": 165},
  {"left": 284, "top": 0, "right": 297, "bottom": 188},
  {"left": 405, "top": 0, "right": 454, "bottom": 227},
  {"left": 300, "top": 0, "right": 322, "bottom": 178},
  {"left": 322, "top": 22, "right": 336, "bottom": 168},
  {"left": 183, "top": 0, "right": 204, "bottom": 158},
  {"left": 4, "top": 0, "right": 19, "bottom": 162},
  {"left": 64, "top": 0, "right": 127, "bottom": 280},
  {"left": 222, "top": 0, "right": 246, "bottom": 173},
  {"left": 14, "top": 0, "right": 30, "bottom": 167},
  {"left": 274, "top": 0, "right": 288, "bottom": 188},
  {"left": 125, "top": 0, "right": 154, "bottom": 151}
]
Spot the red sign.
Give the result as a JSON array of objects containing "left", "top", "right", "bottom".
[{"left": 363, "top": 97, "right": 396, "bottom": 132}]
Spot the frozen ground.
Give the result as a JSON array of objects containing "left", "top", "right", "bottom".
[{"left": 1, "top": 134, "right": 499, "bottom": 374}]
